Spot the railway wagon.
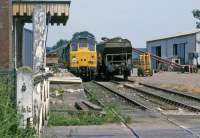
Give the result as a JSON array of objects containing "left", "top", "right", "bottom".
[
  {"left": 46, "top": 53, "right": 59, "bottom": 67},
  {"left": 97, "top": 37, "right": 132, "bottom": 80},
  {"left": 66, "top": 31, "right": 97, "bottom": 79}
]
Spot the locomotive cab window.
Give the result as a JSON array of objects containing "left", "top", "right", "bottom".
[
  {"left": 79, "top": 38, "right": 88, "bottom": 48},
  {"left": 88, "top": 38, "right": 96, "bottom": 51},
  {"left": 71, "top": 42, "right": 78, "bottom": 51}
]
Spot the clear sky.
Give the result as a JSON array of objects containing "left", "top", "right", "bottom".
[{"left": 47, "top": 0, "right": 200, "bottom": 48}]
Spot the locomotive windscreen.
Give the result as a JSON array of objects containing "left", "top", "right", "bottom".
[
  {"left": 71, "top": 41, "right": 78, "bottom": 51},
  {"left": 88, "top": 38, "right": 95, "bottom": 51},
  {"left": 79, "top": 38, "right": 88, "bottom": 48}
]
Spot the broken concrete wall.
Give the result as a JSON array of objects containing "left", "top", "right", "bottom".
[
  {"left": 32, "top": 75, "right": 49, "bottom": 133},
  {"left": 17, "top": 68, "right": 33, "bottom": 128},
  {"left": 17, "top": 67, "right": 49, "bottom": 133}
]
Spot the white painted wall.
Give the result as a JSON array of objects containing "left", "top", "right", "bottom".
[
  {"left": 17, "top": 70, "right": 49, "bottom": 134},
  {"left": 17, "top": 72, "right": 33, "bottom": 128}
]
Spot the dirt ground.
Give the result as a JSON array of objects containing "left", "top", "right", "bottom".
[{"left": 129, "top": 72, "right": 200, "bottom": 94}]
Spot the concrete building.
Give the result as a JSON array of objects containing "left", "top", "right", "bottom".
[
  {"left": 147, "top": 29, "right": 200, "bottom": 69},
  {"left": 12, "top": 0, "right": 71, "bottom": 135}
]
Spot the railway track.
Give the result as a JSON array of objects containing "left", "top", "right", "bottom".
[
  {"left": 114, "top": 76, "right": 200, "bottom": 104},
  {"left": 111, "top": 77, "right": 200, "bottom": 113},
  {"left": 92, "top": 81, "right": 151, "bottom": 111},
  {"left": 95, "top": 81, "right": 186, "bottom": 112},
  {"left": 83, "top": 82, "right": 142, "bottom": 113},
  {"left": 83, "top": 82, "right": 141, "bottom": 138},
  {"left": 92, "top": 80, "right": 200, "bottom": 138},
  {"left": 123, "top": 83, "right": 200, "bottom": 113}
]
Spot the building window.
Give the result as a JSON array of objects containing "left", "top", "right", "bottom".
[{"left": 173, "top": 44, "right": 178, "bottom": 56}]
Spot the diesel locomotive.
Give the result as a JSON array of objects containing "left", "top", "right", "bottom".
[
  {"left": 65, "top": 31, "right": 97, "bottom": 79},
  {"left": 97, "top": 37, "right": 132, "bottom": 80}
]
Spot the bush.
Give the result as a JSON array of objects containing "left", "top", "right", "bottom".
[{"left": 0, "top": 80, "right": 35, "bottom": 138}]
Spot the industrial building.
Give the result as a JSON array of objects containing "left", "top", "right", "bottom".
[{"left": 147, "top": 29, "right": 200, "bottom": 69}]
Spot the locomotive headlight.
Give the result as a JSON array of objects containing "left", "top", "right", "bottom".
[
  {"left": 72, "top": 57, "right": 77, "bottom": 63},
  {"left": 90, "top": 56, "right": 95, "bottom": 62}
]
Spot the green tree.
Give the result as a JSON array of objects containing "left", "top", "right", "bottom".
[
  {"left": 193, "top": 9, "right": 200, "bottom": 28},
  {"left": 53, "top": 39, "right": 68, "bottom": 50}
]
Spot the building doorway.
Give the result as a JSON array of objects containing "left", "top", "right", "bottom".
[{"left": 151, "top": 46, "right": 161, "bottom": 70}]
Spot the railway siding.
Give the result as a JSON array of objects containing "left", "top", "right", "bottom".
[
  {"left": 124, "top": 83, "right": 200, "bottom": 112},
  {"left": 93, "top": 81, "right": 151, "bottom": 111},
  {"left": 84, "top": 82, "right": 139, "bottom": 112},
  {"left": 94, "top": 81, "right": 177, "bottom": 112},
  {"left": 141, "top": 83, "right": 200, "bottom": 102},
  {"left": 92, "top": 80, "right": 200, "bottom": 138}
]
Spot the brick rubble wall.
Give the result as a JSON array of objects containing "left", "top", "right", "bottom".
[{"left": 0, "top": 0, "right": 12, "bottom": 69}]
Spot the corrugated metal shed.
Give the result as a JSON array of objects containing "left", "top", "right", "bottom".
[
  {"left": 147, "top": 29, "right": 200, "bottom": 43},
  {"left": 147, "top": 30, "right": 200, "bottom": 68}
]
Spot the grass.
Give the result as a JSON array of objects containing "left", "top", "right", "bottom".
[
  {"left": 86, "top": 88, "right": 132, "bottom": 124},
  {"left": 48, "top": 109, "right": 120, "bottom": 126},
  {"left": 50, "top": 87, "right": 64, "bottom": 94},
  {"left": 0, "top": 78, "right": 36, "bottom": 138}
]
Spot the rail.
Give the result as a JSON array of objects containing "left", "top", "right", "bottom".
[
  {"left": 93, "top": 81, "right": 151, "bottom": 111},
  {"left": 84, "top": 84, "right": 141, "bottom": 138},
  {"left": 141, "top": 83, "right": 200, "bottom": 102},
  {"left": 91, "top": 80, "right": 200, "bottom": 138},
  {"left": 124, "top": 84, "right": 200, "bottom": 112}
]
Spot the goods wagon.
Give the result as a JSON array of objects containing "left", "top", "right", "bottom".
[{"left": 97, "top": 37, "right": 132, "bottom": 80}]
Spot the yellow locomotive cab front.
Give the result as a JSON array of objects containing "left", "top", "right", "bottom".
[
  {"left": 66, "top": 31, "right": 97, "bottom": 79},
  {"left": 70, "top": 47, "right": 97, "bottom": 68}
]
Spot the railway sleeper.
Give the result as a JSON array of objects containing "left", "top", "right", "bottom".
[{"left": 84, "top": 88, "right": 105, "bottom": 107}]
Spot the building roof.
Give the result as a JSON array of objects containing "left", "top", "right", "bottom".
[
  {"left": 97, "top": 37, "right": 131, "bottom": 45},
  {"left": 147, "top": 29, "right": 200, "bottom": 43},
  {"left": 12, "top": 0, "right": 71, "bottom": 25}
]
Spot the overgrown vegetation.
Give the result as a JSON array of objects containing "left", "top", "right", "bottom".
[
  {"left": 86, "top": 91, "right": 132, "bottom": 124},
  {"left": 0, "top": 77, "right": 35, "bottom": 137},
  {"left": 52, "top": 64, "right": 60, "bottom": 73},
  {"left": 48, "top": 108, "right": 120, "bottom": 126},
  {"left": 50, "top": 87, "right": 64, "bottom": 94},
  {"left": 48, "top": 88, "right": 132, "bottom": 126}
]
